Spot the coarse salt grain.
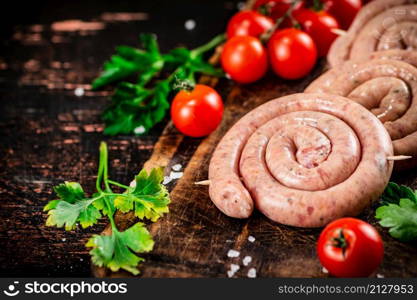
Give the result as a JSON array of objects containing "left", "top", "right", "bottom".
[
  {"left": 376, "top": 274, "right": 384, "bottom": 278},
  {"left": 162, "top": 176, "right": 172, "bottom": 185},
  {"left": 74, "top": 87, "right": 84, "bottom": 97},
  {"left": 134, "top": 126, "right": 146, "bottom": 135},
  {"left": 184, "top": 19, "right": 196, "bottom": 30},
  {"left": 227, "top": 249, "right": 240, "bottom": 258},
  {"left": 248, "top": 235, "right": 255, "bottom": 243},
  {"left": 169, "top": 171, "right": 183, "bottom": 180},
  {"left": 227, "top": 264, "right": 240, "bottom": 277},
  {"left": 247, "top": 268, "right": 256, "bottom": 278},
  {"left": 62, "top": 238, "right": 66, "bottom": 242},
  {"left": 322, "top": 267, "right": 328, "bottom": 274},
  {"left": 242, "top": 256, "right": 252, "bottom": 266},
  {"left": 171, "top": 164, "right": 182, "bottom": 171},
  {"left": 237, "top": 2, "right": 246, "bottom": 10}
]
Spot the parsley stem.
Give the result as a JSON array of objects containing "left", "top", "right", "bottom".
[
  {"left": 96, "top": 142, "right": 107, "bottom": 193},
  {"left": 107, "top": 180, "right": 131, "bottom": 190},
  {"left": 105, "top": 197, "right": 118, "bottom": 232},
  {"left": 99, "top": 142, "right": 112, "bottom": 192},
  {"left": 191, "top": 33, "right": 226, "bottom": 58}
]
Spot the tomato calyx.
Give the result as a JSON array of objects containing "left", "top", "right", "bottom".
[
  {"left": 173, "top": 77, "right": 195, "bottom": 93},
  {"left": 330, "top": 229, "right": 349, "bottom": 258}
]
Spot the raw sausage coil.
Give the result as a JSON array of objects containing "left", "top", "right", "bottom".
[
  {"left": 328, "top": 0, "right": 417, "bottom": 67},
  {"left": 307, "top": 50, "right": 417, "bottom": 170},
  {"left": 208, "top": 93, "right": 393, "bottom": 227}
]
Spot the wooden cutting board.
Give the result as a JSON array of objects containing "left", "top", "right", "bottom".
[{"left": 91, "top": 62, "right": 417, "bottom": 277}]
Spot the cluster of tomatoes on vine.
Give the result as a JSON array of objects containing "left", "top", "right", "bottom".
[
  {"left": 170, "top": 0, "right": 372, "bottom": 138},
  {"left": 221, "top": 0, "right": 368, "bottom": 82}
]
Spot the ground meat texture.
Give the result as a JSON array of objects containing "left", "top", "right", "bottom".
[
  {"left": 208, "top": 93, "right": 393, "bottom": 227},
  {"left": 328, "top": 0, "right": 417, "bottom": 67},
  {"left": 306, "top": 51, "right": 417, "bottom": 170}
]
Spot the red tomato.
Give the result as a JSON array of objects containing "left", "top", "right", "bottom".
[
  {"left": 253, "top": 0, "right": 304, "bottom": 23},
  {"left": 221, "top": 36, "right": 268, "bottom": 84},
  {"left": 317, "top": 218, "right": 384, "bottom": 278},
  {"left": 226, "top": 11, "right": 274, "bottom": 39},
  {"left": 294, "top": 9, "right": 339, "bottom": 57},
  {"left": 267, "top": 28, "right": 317, "bottom": 79},
  {"left": 322, "top": 0, "right": 362, "bottom": 30},
  {"left": 171, "top": 84, "right": 223, "bottom": 137}
]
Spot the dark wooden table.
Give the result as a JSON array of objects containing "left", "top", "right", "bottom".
[{"left": 1, "top": 0, "right": 416, "bottom": 278}]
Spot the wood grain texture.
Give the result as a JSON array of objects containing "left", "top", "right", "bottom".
[{"left": 1, "top": 0, "right": 416, "bottom": 278}]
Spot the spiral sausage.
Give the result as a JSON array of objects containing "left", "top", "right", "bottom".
[
  {"left": 328, "top": 0, "right": 417, "bottom": 67},
  {"left": 208, "top": 93, "right": 393, "bottom": 227},
  {"left": 306, "top": 50, "right": 417, "bottom": 170}
]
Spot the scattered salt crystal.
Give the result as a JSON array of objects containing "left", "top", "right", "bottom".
[
  {"left": 170, "top": 171, "right": 183, "bottom": 180},
  {"left": 237, "top": 2, "right": 246, "bottom": 10},
  {"left": 130, "top": 180, "right": 136, "bottom": 187},
  {"left": 248, "top": 235, "right": 255, "bottom": 243},
  {"left": 227, "top": 264, "right": 240, "bottom": 277},
  {"left": 230, "top": 264, "right": 240, "bottom": 272},
  {"left": 247, "top": 268, "right": 257, "bottom": 278},
  {"left": 322, "top": 267, "right": 328, "bottom": 274},
  {"left": 62, "top": 238, "right": 66, "bottom": 242},
  {"left": 163, "top": 176, "right": 172, "bottom": 185},
  {"left": 376, "top": 274, "right": 384, "bottom": 278},
  {"left": 80, "top": 258, "right": 84, "bottom": 262},
  {"left": 134, "top": 126, "right": 146, "bottom": 135},
  {"left": 242, "top": 256, "right": 252, "bottom": 266},
  {"left": 74, "top": 87, "right": 85, "bottom": 97},
  {"left": 184, "top": 19, "right": 196, "bottom": 30},
  {"left": 227, "top": 249, "right": 240, "bottom": 258},
  {"left": 172, "top": 164, "right": 182, "bottom": 171}
]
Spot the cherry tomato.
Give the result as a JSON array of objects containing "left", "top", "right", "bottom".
[
  {"left": 226, "top": 11, "right": 274, "bottom": 39},
  {"left": 221, "top": 36, "right": 268, "bottom": 84},
  {"left": 171, "top": 84, "right": 223, "bottom": 137},
  {"left": 253, "top": 0, "right": 304, "bottom": 25},
  {"left": 267, "top": 28, "right": 317, "bottom": 80},
  {"left": 294, "top": 9, "right": 339, "bottom": 57},
  {"left": 322, "top": 0, "right": 362, "bottom": 30},
  {"left": 317, "top": 218, "right": 384, "bottom": 278}
]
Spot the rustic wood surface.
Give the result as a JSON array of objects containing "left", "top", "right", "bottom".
[{"left": 1, "top": 0, "right": 416, "bottom": 278}]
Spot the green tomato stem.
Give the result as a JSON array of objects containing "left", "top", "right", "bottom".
[{"left": 260, "top": 0, "right": 303, "bottom": 42}]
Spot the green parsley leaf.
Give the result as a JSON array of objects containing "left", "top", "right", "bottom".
[
  {"left": 380, "top": 182, "right": 417, "bottom": 205},
  {"left": 376, "top": 198, "right": 417, "bottom": 242},
  {"left": 44, "top": 182, "right": 101, "bottom": 230},
  {"left": 87, "top": 222, "right": 154, "bottom": 275},
  {"left": 93, "top": 33, "right": 225, "bottom": 136},
  {"left": 43, "top": 142, "right": 170, "bottom": 274},
  {"left": 114, "top": 167, "right": 170, "bottom": 222}
]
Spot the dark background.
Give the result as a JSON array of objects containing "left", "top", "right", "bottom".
[{"left": 0, "top": 0, "right": 241, "bottom": 277}]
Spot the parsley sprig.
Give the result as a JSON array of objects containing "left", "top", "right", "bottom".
[
  {"left": 92, "top": 33, "right": 225, "bottom": 136},
  {"left": 44, "top": 142, "right": 170, "bottom": 274},
  {"left": 375, "top": 182, "right": 417, "bottom": 242}
]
